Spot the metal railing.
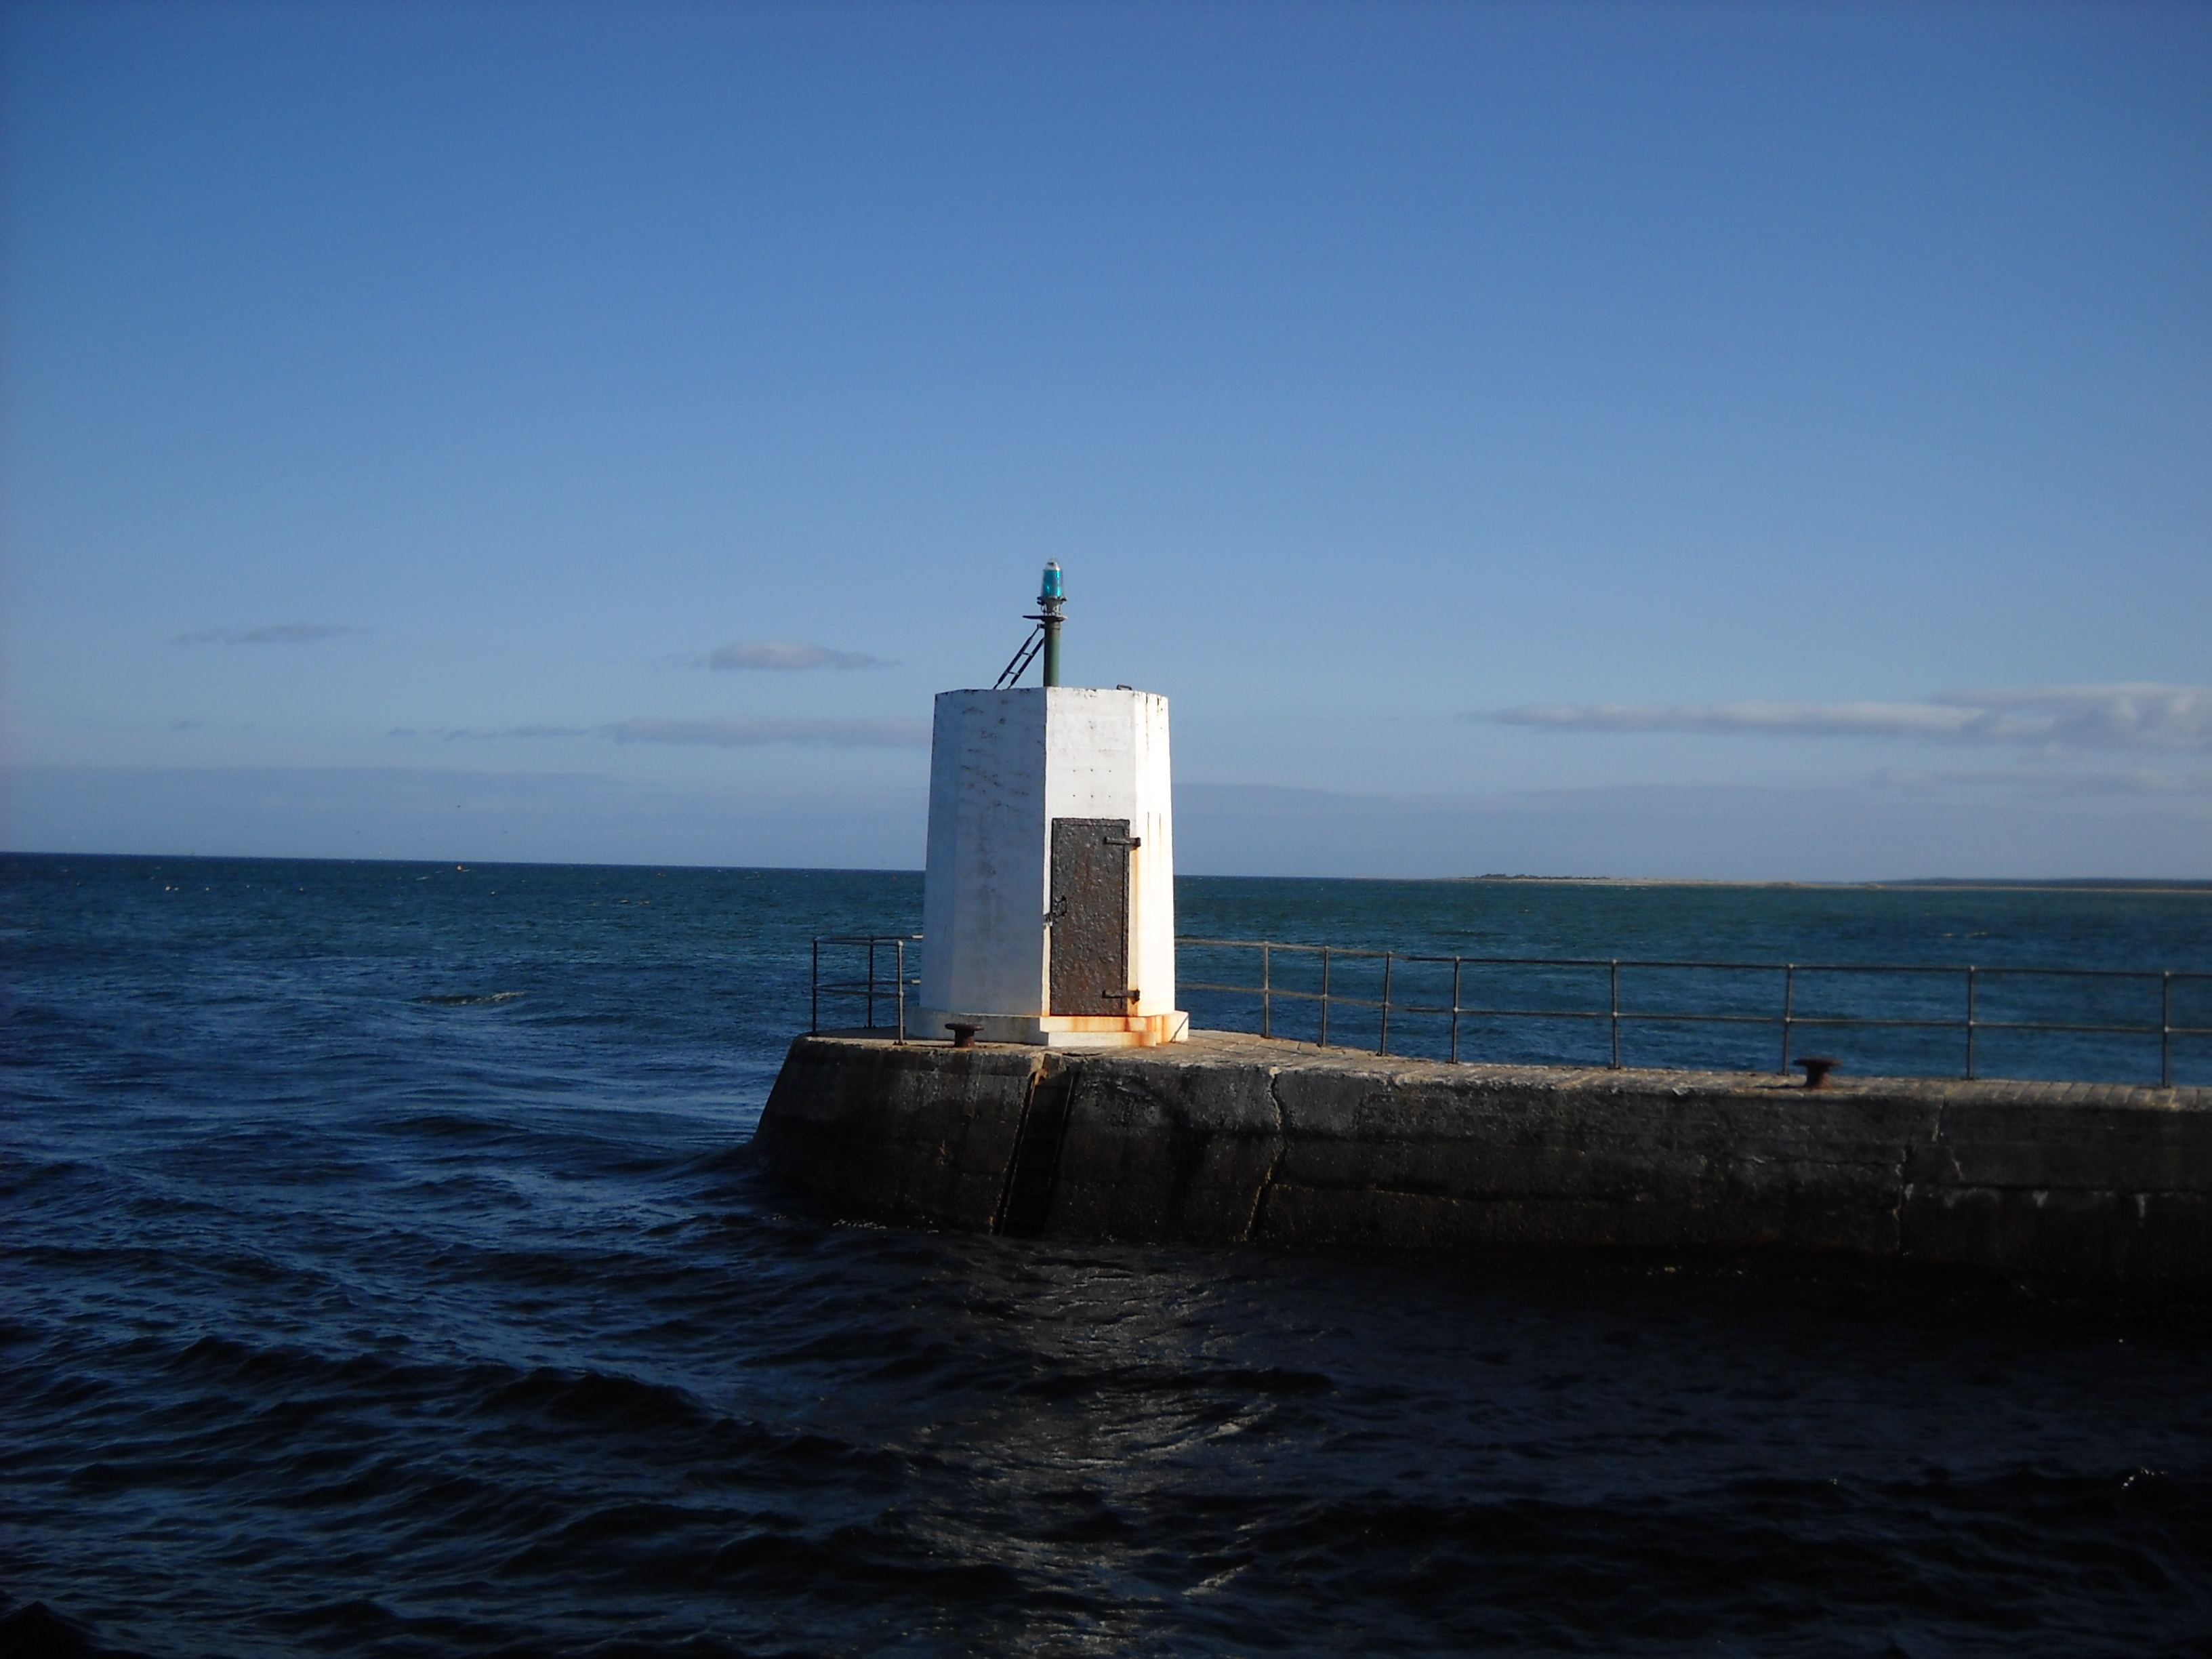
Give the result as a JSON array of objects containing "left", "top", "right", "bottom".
[
  {"left": 810, "top": 935, "right": 922, "bottom": 1040},
  {"left": 806, "top": 931, "right": 2210, "bottom": 1084},
  {"left": 1180, "top": 938, "right": 2211, "bottom": 1088}
]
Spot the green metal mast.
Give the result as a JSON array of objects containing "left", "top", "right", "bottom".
[{"left": 1038, "top": 562, "right": 1065, "bottom": 687}]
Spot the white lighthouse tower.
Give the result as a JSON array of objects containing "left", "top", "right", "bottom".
[{"left": 917, "top": 565, "right": 1189, "bottom": 1048}]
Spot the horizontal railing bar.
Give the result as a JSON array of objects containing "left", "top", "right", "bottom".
[
  {"left": 1445, "top": 1010, "right": 1632, "bottom": 1023},
  {"left": 1193, "top": 991, "right": 1996, "bottom": 1033},
  {"left": 1964, "top": 1019, "right": 2181, "bottom": 1038},
  {"left": 1380, "top": 1004, "right": 1605, "bottom": 1021},
  {"left": 1183, "top": 938, "right": 1383, "bottom": 956},
  {"left": 1190, "top": 984, "right": 1610, "bottom": 1020},
  {"left": 1940, "top": 966, "right": 2204, "bottom": 981},
  {"left": 1187, "top": 983, "right": 1350, "bottom": 1004}
]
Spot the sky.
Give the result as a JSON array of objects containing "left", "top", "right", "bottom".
[{"left": 3, "top": 0, "right": 2207, "bottom": 878}]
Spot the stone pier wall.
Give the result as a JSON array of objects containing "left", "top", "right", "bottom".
[{"left": 750, "top": 1031, "right": 2212, "bottom": 1291}]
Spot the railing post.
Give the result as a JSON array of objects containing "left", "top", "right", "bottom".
[
  {"left": 1261, "top": 942, "right": 1272, "bottom": 1040},
  {"left": 1319, "top": 947, "right": 1331, "bottom": 1049},
  {"left": 811, "top": 938, "right": 820, "bottom": 1035},
  {"left": 1965, "top": 965, "right": 1978, "bottom": 1080},
  {"left": 1609, "top": 960, "right": 1620, "bottom": 1069},
  {"left": 2163, "top": 971, "right": 2173, "bottom": 1088},
  {"left": 896, "top": 939, "right": 907, "bottom": 1044},
  {"left": 1378, "top": 953, "right": 1393, "bottom": 1057},
  {"left": 866, "top": 937, "right": 878, "bottom": 1030},
  {"left": 1780, "top": 964, "right": 1795, "bottom": 1075},
  {"left": 1450, "top": 957, "right": 1463, "bottom": 1065}
]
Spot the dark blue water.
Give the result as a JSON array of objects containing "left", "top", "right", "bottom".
[{"left": 5, "top": 854, "right": 2209, "bottom": 1656}]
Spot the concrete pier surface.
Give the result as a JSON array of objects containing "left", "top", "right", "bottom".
[{"left": 752, "top": 1031, "right": 2212, "bottom": 1291}]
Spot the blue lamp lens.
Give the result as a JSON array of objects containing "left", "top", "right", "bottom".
[{"left": 1040, "top": 562, "right": 1064, "bottom": 600}]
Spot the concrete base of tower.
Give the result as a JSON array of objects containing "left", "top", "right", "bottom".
[{"left": 916, "top": 1008, "right": 1191, "bottom": 1048}]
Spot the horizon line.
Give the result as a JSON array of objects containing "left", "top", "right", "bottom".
[{"left": 6, "top": 849, "right": 2210, "bottom": 893}]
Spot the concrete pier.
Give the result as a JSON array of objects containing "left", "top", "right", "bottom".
[{"left": 752, "top": 1031, "right": 2212, "bottom": 1291}]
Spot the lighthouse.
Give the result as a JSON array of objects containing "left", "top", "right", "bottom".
[{"left": 916, "top": 565, "right": 1189, "bottom": 1047}]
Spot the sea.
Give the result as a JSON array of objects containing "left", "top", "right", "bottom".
[{"left": 4, "top": 853, "right": 2209, "bottom": 1657}]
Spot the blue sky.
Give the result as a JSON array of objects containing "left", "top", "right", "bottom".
[{"left": 4, "top": 0, "right": 2207, "bottom": 876}]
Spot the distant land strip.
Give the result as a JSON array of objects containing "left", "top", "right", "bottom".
[{"left": 1451, "top": 876, "right": 2212, "bottom": 892}]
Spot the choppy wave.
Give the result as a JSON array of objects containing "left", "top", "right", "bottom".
[{"left": 3, "top": 854, "right": 2208, "bottom": 1656}]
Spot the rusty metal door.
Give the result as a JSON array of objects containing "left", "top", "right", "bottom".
[{"left": 1049, "top": 817, "right": 1134, "bottom": 1017}]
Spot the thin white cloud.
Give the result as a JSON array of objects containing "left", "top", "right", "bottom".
[
  {"left": 389, "top": 726, "right": 590, "bottom": 741},
  {"left": 600, "top": 716, "right": 928, "bottom": 748},
  {"left": 1496, "top": 700, "right": 1986, "bottom": 739},
  {"left": 1491, "top": 684, "right": 2211, "bottom": 753},
  {"left": 708, "top": 640, "right": 892, "bottom": 672},
  {"left": 389, "top": 718, "right": 925, "bottom": 747},
  {"left": 447, "top": 724, "right": 590, "bottom": 740},
  {"left": 172, "top": 623, "right": 361, "bottom": 646},
  {"left": 1948, "top": 684, "right": 2212, "bottom": 751}
]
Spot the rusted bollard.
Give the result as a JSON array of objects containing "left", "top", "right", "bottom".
[
  {"left": 1797, "top": 1056, "right": 1839, "bottom": 1090},
  {"left": 946, "top": 1022, "right": 981, "bottom": 1048}
]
